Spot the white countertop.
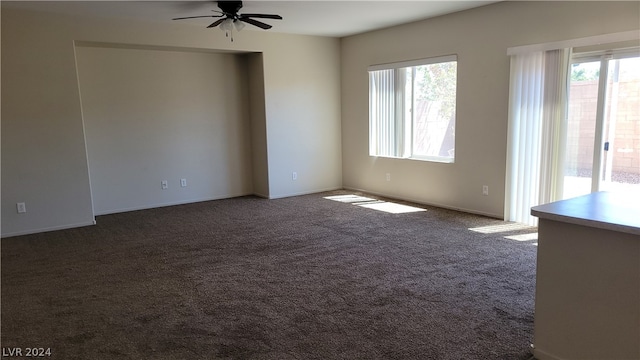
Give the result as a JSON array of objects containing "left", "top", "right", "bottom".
[{"left": 531, "top": 191, "right": 640, "bottom": 236}]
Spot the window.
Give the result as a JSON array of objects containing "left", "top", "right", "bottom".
[{"left": 369, "top": 55, "right": 457, "bottom": 162}]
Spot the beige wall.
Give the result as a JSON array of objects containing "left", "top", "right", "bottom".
[
  {"left": 261, "top": 37, "right": 343, "bottom": 198},
  {"left": 76, "top": 46, "right": 253, "bottom": 215},
  {"left": 1, "top": 7, "right": 342, "bottom": 236},
  {"left": 247, "top": 53, "right": 270, "bottom": 198},
  {"left": 340, "top": 1, "right": 640, "bottom": 217}
]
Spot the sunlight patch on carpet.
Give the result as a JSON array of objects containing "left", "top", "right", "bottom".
[
  {"left": 504, "top": 233, "right": 539, "bottom": 242},
  {"left": 469, "top": 223, "right": 534, "bottom": 234},
  {"left": 324, "top": 195, "right": 377, "bottom": 203},
  {"left": 324, "top": 194, "right": 426, "bottom": 214},
  {"left": 357, "top": 201, "right": 426, "bottom": 214}
]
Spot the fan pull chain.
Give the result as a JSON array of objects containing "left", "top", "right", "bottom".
[{"left": 225, "top": 29, "right": 234, "bottom": 42}]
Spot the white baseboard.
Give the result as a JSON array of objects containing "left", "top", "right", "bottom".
[
  {"left": 266, "top": 186, "right": 343, "bottom": 200},
  {"left": 94, "top": 193, "right": 252, "bottom": 216},
  {"left": 253, "top": 191, "right": 269, "bottom": 199},
  {"left": 533, "top": 347, "right": 567, "bottom": 360},
  {"left": 1, "top": 220, "right": 97, "bottom": 239}
]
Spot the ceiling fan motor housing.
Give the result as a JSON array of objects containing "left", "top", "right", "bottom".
[{"left": 218, "top": 1, "right": 243, "bottom": 15}]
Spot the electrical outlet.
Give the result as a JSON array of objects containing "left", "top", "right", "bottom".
[
  {"left": 180, "top": 178, "right": 187, "bottom": 187},
  {"left": 16, "top": 202, "right": 26, "bottom": 214},
  {"left": 161, "top": 180, "right": 168, "bottom": 190},
  {"left": 482, "top": 185, "right": 489, "bottom": 196},
  {"left": 386, "top": 173, "right": 391, "bottom": 182},
  {"left": 292, "top": 172, "right": 297, "bottom": 181}
]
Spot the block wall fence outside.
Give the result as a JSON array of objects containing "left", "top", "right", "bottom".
[{"left": 566, "top": 80, "right": 640, "bottom": 178}]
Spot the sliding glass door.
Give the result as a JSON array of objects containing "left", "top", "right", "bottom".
[
  {"left": 600, "top": 57, "right": 640, "bottom": 193},
  {"left": 563, "top": 54, "right": 640, "bottom": 199}
]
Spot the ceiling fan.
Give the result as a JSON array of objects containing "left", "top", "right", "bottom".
[{"left": 172, "top": 1, "right": 283, "bottom": 40}]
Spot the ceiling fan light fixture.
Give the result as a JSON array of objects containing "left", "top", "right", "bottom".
[
  {"left": 234, "top": 20, "right": 246, "bottom": 32},
  {"left": 219, "top": 18, "right": 235, "bottom": 41},
  {"left": 220, "top": 18, "right": 234, "bottom": 32}
]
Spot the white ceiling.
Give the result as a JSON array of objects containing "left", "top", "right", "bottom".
[{"left": 2, "top": 1, "right": 498, "bottom": 37}]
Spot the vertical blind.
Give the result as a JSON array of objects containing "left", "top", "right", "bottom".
[
  {"left": 539, "top": 49, "right": 570, "bottom": 205},
  {"left": 369, "top": 69, "right": 409, "bottom": 158},
  {"left": 505, "top": 49, "right": 570, "bottom": 226},
  {"left": 505, "top": 51, "right": 545, "bottom": 226},
  {"left": 369, "top": 69, "right": 401, "bottom": 157}
]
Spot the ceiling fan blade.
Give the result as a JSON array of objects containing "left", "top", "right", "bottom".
[
  {"left": 240, "top": 14, "right": 283, "bottom": 20},
  {"left": 240, "top": 17, "right": 272, "bottom": 30},
  {"left": 172, "top": 15, "right": 222, "bottom": 20},
  {"left": 207, "top": 18, "right": 227, "bottom": 28}
]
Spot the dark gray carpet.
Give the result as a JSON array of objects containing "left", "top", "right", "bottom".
[{"left": 1, "top": 190, "right": 538, "bottom": 359}]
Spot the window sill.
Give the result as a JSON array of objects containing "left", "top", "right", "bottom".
[{"left": 370, "top": 154, "right": 455, "bottom": 164}]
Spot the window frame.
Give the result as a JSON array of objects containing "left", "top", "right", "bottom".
[{"left": 368, "top": 54, "right": 458, "bottom": 163}]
